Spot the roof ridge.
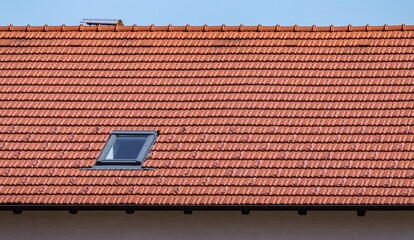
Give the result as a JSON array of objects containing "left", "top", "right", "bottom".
[{"left": 0, "top": 24, "right": 412, "bottom": 32}]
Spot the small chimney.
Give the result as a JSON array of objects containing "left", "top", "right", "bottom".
[{"left": 80, "top": 19, "right": 124, "bottom": 26}]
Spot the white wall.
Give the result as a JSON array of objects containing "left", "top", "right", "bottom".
[{"left": 0, "top": 211, "right": 413, "bottom": 240}]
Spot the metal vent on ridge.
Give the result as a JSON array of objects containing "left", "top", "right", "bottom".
[{"left": 80, "top": 19, "right": 124, "bottom": 26}]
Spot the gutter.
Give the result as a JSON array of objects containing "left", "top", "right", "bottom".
[{"left": 1, "top": 204, "right": 414, "bottom": 216}]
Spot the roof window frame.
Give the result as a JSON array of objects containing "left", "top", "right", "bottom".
[{"left": 92, "top": 130, "right": 158, "bottom": 170}]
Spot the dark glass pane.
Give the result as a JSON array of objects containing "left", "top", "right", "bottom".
[{"left": 105, "top": 136, "right": 147, "bottom": 160}]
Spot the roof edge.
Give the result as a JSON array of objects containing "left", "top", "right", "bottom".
[
  {"left": 0, "top": 24, "right": 413, "bottom": 32},
  {"left": 1, "top": 204, "right": 414, "bottom": 211}
]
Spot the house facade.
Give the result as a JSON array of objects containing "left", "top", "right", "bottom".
[{"left": 0, "top": 23, "right": 413, "bottom": 239}]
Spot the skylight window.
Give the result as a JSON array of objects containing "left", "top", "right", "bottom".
[{"left": 94, "top": 130, "right": 158, "bottom": 169}]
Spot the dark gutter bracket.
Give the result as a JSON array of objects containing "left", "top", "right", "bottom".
[
  {"left": 357, "top": 210, "right": 366, "bottom": 217},
  {"left": 12, "top": 210, "right": 22, "bottom": 214},
  {"left": 69, "top": 210, "right": 78, "bottom": 215},
  {"left": 241, "top": 210, "right": 250, "bottom": 215},
  {"left": 183, "top": 210, "right": 193, "bottom": 215},
  {"left": 298, "top": 210, "right": 307, "bottom": 216}
]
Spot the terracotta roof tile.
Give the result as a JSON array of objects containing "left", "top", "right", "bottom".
[{"left": 0, "top": 25, "right": 414, "bottom": 206}]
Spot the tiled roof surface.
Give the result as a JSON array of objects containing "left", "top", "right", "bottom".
[{"left": 0, "top": 24, "right": 414, "bottom": 206}]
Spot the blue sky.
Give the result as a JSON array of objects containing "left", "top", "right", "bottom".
[{"left": 1, "top": 0, "right": 413, "bottom": 26}]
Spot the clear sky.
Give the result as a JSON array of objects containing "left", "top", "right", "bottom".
[{"left": 1, "top": 0, "right": 413, "bottom": 26}]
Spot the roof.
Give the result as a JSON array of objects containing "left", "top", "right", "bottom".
[{"left": 0, "top": 24, "right": 414, "bottom": 208}]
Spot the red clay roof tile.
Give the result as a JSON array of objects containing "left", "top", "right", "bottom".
[{"left": 0, "top": 25, "right": 414, "bottom": 206}]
